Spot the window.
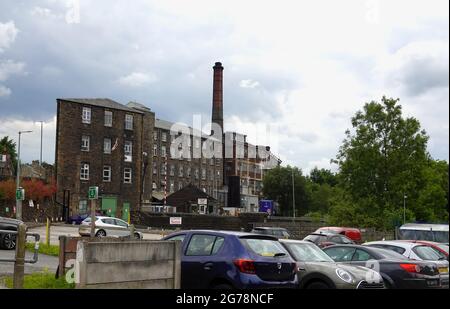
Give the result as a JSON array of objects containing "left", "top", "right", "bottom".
[
  {"left": 178, "top": 182, "right": 183, "bottom": 191},
  {"left": 103, "top": 165, "right": 112, "bottom": 182},
  {"left": 80, "top": 163, "right": 89, "bottom": 180},
  {"left": 104, "top": 138, "right": 111, "bottom": 154},
  {"left": 124, "top": 141, "right": 132, "bottom": 162},
  {"left": 114, "top": 219, "right": 128, "bottom": 227},
  {"left": 82, "top": 107, "right": 91, "bottom": 124},
  {"left": 169, "top": 181, "right": 174, "bottom": 193},
  {"left": 323, "top": 247, "right": 356, "bottom": 262},
  {"left": 186, "top": 234, "right": 222, "bottom": 256},
  {"left": 153, "top": 144, "right": 158, "bottom": 156},
  {"left": 125, "top": 114, "right": 133, "bottom": 130},
  {"left": 178, "top": 165, "right": 184, "bottom": 177},
  {"left": 210, "top": 159, "right": 214, "bottom": 165},
  {"left": 187, "top": 167, "right": 191, "bottom": 178},
  {"left": 124, "top": 168, "right": 132, "bottom": 184},
  {"left": 201, "top": 168, "right": 206, "bottom": 180},
  {"left": 352, "top": 249, "right": 373, "bottom": 261},
  {"left": 210, "top": 170, "right": 214, "bottom": 180},
  {"left": 81, "top": 135, "right": 90, "bottom": 152},
  {"left": 161, "top": 165, "right": 167, "bottom": 176},
  {"left": 161, "top": 146, "right": 166, "bottom": 157},
  {"left": 241, "top": 238, "right": 287, "bottom": 257},
  {"left": 170, "top": 164, "right": 175, "bottom": 176},
  {"left": 167, "top": 234, "right": 185, "bottom": 242},
  {"left": 104, "top": 111, "right": 113, "bottom": 127},
  {"left": 194, "top": 168, "right": 199, "bottom": 180},
  {"left": 79, "top": 200, "right": 88, "bottom": 214},
  {"left": 153, "top": 131, "right": 158, "bottom": 141},
  {"left": 161, "top": 132, "right": 167, "bottom": 142},
  {"left": 153, "top": 162, "right": 157, "bottom": 175},
  {"left": 413, "top": 246, "right": 444, "bottom": 261}
]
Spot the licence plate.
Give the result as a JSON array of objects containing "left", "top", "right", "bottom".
[{"left": 439, "top": 267, "right": 448, "bottom": 274}]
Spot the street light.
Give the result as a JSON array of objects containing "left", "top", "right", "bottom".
[
  {"left": 16, "top": 130, "right": 33, "bottom": 220},
  {"left": 292, "top": 168, "right": 296, "bottom": 220},
  {"left": 403, "top": 194, "right": 408, "bottom": 225}
]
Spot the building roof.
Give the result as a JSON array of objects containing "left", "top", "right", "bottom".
[
  {"left": 58, "top": 98, "right": 143, "bottom": 114},
  {"left": 155, "top": 119, "right": 221, "bottom": 142},
  {"left": 166, "top": 184, "right": 216, "bottom": 208}
]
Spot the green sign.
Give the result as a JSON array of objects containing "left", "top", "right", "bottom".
[
  {"left": 16, "top": 188, "right": 25, "bottom": 201},
  {"left": 88, "top": 186, "right": 98, "bottom": 200}
]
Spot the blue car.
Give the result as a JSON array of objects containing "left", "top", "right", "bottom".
[{"left": 163, "top": 230, "right": 298, "bottom": 289}]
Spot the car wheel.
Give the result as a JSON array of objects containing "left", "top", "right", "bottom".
[
  {"left": 1, "top": 233, "right": 16, "bottom": 250},
  {"left": 95, "top": 230, "right": 106, "bottom": 238},
  {"left": 133, "top": 232, "right": 141, "bottom": 240},
  {"left": 306, "top": 281, "right": 330, "bottom": 289}
]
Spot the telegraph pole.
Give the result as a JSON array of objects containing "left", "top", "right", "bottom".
[{"left": 292, "top": 168, "right": 296, "bottom": 220}]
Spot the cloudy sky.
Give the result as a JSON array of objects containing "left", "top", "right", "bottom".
[{"left": 0, "top": 0, "right": 448, "bottom": 173}]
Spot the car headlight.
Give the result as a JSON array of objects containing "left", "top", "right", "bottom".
[{"left": 336, "top": 268, "right": 354, "bottom": 284}]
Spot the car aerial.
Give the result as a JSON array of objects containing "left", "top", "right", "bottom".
[
  {"left": 0, "top": 216, "right": 23, "bottom": 250},
  {"left": 279, "top": 239, "right": 384, "bottom": 289},
  {"left": 78, "top": 216, "right": 143, "bottom": 239},
  {"left": 304, "top": 231, "right": 355, "bottom": 248},
  {"left": 251, "top": 227, "right": 291, "bottom": 239},
  {"left": 162, "top": 230, "right": 298, "bottom": 289},
  {"left": 323, "top": 244, "right": 448, "bottom": 289},
  {"left": 314, "top": 227, "right": 362, "bottom": 243}
]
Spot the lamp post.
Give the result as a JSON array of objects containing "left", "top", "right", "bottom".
[
  {"left": 403, "top": 194, "right": 407, "bottom": 225},
  {"left": 292, "top": 168, "right": 296, "bottom": 220},
  {"left": 16, "top": 130, "right": 33, "bottom": 220}
]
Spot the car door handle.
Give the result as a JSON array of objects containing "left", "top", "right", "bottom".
[{"left": 203, "top": 263, "right": 214, "bottom": 271}]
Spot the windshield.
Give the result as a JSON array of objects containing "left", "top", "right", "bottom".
[
  {"left": 437, "top": 244, "right": 449, "bottom": 254},
  {"left": 304, "top": 234, "right": 326, "bottom": 244},
  {"left": 286, "top": 242, "right": 334, "bottom": 262},
  {"left": 375, "top": 248, "right": 408, "bottom": 260},
  {"left": 413, "top": 245, "right": 445, "bottom": 261},
  {"left": 241, "top": 238, "right": 288, "bottom": 257}
]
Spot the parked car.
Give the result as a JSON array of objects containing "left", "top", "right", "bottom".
[
  {"left": 279, "top": 239, "right": 384, "bottom": 289},
  {"left": 162, "top": 230, "right": 298, "bottom": 289},
  {"left": 304, "top": 232, "right": 355, "bottom": 248},
  {"left": 396, "top": 240, "right": 448, "bottom": 259},
  {"left": 251, "top": 227, "right": 291, "bottom": 239},
  {"left": 314, "top": 227, "right": 362, "bottom": 243},
  {"left": 68, "top": 213, "right": 89, "bottom": 225},
  {"left": 397, "top": 223, "right": 449, "bottom": 243},
  {"left": 323, "top": 244, "right": 448, "bottom": 289},
  {"left": 79, "top": 216, "right": 142, "bottom": 239},
  {"left": 364, "top": 240, "right": 448, "bottom": 262},
  {"left": 0, "top": 216, "right": 23, "bottom": 250}
]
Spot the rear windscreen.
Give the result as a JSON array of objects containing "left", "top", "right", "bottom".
[{"left": 241, "top": 238, "right": 288, "bottom": 257}]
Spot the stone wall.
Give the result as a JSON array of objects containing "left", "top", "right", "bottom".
[{"left": 0, "top": 198, "right": 62, "bottom": 222}]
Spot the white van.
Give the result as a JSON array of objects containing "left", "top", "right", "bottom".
[{"left": 397, "top": 223, "right": 449, "bottom": 244}]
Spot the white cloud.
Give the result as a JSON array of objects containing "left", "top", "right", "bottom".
[
  {"left": 0, "top": 85, "right": 11, "bottom": 97},
  {"left": 0, "top": 116, "right": 57, "bottom": 164},
  {"left": 240, "top": 79, "right": 260, "bottom": 89},
  {"left": 0, "top": 21, "right": 18, "bottom": 53},
  {"left": 118, "top": 72, "right": 158, "bottom": 87},
  {"left": 0, "top": 60, "right": 26, "bottom": 81},
  {"left": 30, "top": 6, "right": 58, "bottom": 19}
]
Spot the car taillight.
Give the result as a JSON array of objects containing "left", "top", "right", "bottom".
[
  {"left": 400, "top": 264, "right": 421, "bottom": 273},
  {"left": 234, "top": 259, "right": 256, "bottom": 274}
]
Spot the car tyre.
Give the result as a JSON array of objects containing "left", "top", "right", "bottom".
[
  {"left": 306, "top": 281, "right": 330, "bottom": 289},
  {"left": 133, "top": 232, "right": 141, "bottom": 240},
  {"left": 95, "top": 230, "right": 106, "bottom": 238},
  {"left": 1, "top": 233, "right": 16, "bottom": 250}
]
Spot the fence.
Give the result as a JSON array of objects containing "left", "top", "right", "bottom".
[{"left": 75, "top": 239, "right": 181, "bottom": 289}]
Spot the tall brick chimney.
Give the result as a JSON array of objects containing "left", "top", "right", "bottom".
[{"left": 211, "top": 62, "right": 224, "bottom": 135}]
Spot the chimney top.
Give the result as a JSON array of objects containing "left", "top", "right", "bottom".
[{"left": 214, "top": 62, "right": 224, "bottom": 69}]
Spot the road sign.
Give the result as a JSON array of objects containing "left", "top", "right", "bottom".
[
  {"left": 88, "top": 186, "right": 98, "bottom": 200},
  {"left": 170, "top": 217, "right": 182, "bottom": 225},
  {"left": 16, "top": 188, "right": 25, "bottom": 201}
]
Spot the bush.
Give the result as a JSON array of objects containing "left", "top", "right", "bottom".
[{"left": 25, "top": 242, "right": 59, "bottom": 257}]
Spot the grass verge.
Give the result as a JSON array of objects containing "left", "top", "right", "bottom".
[
  {"left": 25, "top": 242, "right": 60, "bottom": 257},
  {"left": 3, "top": 270, "right": 75, "bottom": 289}
]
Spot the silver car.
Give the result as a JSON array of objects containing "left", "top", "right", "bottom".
[{"left": 79, "top": 216, "right": 143, "bottom": 239}]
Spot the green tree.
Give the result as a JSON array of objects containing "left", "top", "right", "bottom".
[
  {"left": 262, "top": 166, "right": 310, "bottom": 216},
  {"left": 0, "top": 136, "right": 17, "bottom": 175},
  {"left": 333, "top": 96, "right": 432, "bottom": 228},
  {"left": 308, "top": 167, "right": 338, "bottom": 187}
]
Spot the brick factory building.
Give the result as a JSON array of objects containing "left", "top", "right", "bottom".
[{"left": 55, "top": 62, "right": 280, "bottom": 219}]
